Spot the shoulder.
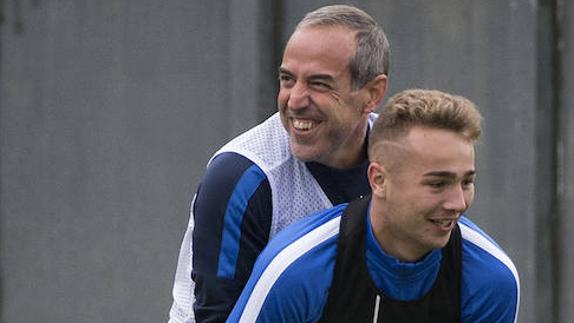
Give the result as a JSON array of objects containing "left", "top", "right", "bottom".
[
  {"left": 228, "top": 205, "right": 347, "bottom": 323},
  {"left": 458, "top": 217, "right": 520, "bottom": 322},
  {"left": 458, "top": 217, "right": 519, "bottom": 282},
  {"left": 195, "top": 152, "right": 270, "bottom": 221},
  {"left": 212, "top": 113, "right": 291, "bottom": 170},
  {"left": 193, "top": 151, "right": 273, "bottom": 279},
  {"left": 205, "top": 152, "right": 266, "bottom": 183},
  {"left": 198, "top": 152, "right": 268, "bottom": 201},
  {"left": 269, "top": 203, "right": 347, "bottom": 248}
]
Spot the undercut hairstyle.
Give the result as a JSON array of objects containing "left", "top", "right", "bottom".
[
  {"left": 296, "top": 4, "right": 390, "bottom": 89},
  {"left": 368, "top": 89, "right": 483, "bottom": 161}
]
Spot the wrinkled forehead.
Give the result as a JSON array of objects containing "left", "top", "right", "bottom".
[{"left": 284, "top": 26, "right": 356, "bottom": 64}]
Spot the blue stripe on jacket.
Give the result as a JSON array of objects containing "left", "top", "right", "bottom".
[{"left": 217, "top": 164, "right": 267, "bottom": 279}]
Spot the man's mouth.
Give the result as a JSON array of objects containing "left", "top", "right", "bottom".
[
  {"left": 292, "top": 118, "right": 318, "bottom": 131},
  {"left": 429, "top": 218, "right": 457, "bottom": 230}
]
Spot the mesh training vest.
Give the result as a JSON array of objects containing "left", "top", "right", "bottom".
[{"left": 211, "top": 112, "right": 377, "bottom": 237}]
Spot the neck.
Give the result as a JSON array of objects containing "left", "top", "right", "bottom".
[
  {"left": 369, "top": 200, "right": 429, "bottom": 262},
  {"left": 324, "top": 119, "right": 369, "bottom": 169}
]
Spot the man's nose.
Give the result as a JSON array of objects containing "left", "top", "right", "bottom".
[
  {"left": 287, "top": 82, "right": 310, "bottom": 110},
  {"left": 443, "top": 185, "right": 468, "bottom": 213}
]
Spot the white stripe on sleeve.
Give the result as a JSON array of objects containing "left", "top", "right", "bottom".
[
  {"left": 239, "top": 216, "right": 342, "bottom": 323},
  {"left": 459, "top": 223, "right": 521, "bottom": 323}
]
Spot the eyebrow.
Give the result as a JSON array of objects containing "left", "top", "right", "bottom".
[
  {"left": 278, "top": 67, "right": 335, "bottom": 83},
  {"left": 308, "top": 74, "right": 335, "bottom": 81},
  {"left": 423, "top": 170, "right": 476, "bottom": 178},
  {"left": 278, "top": 67, "right": 291, "bottom": 75}
]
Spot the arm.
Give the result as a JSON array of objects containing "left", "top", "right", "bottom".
[
  {"left": 460, "top": 220, "right": 520, "bottom": 323},
  {"left": 228, "top": 209, "right": 342, "bottom": 323},
  {"left": 170, "top": 152, "right": 272, "bottom": 323},
  {"left": 461, "top": 262, "right": 519, "bottom": 323},
  {"left": 227, "top": 251, "right": 326, "bottom": 323},
  {"left": 227, "top": 264, "right": 309, "bottom": 323}
]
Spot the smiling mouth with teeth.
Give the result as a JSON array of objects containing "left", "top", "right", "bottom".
[
  {"left": 292, "top": 118, "right": 317, "bottom": 131},
  {"left": 429, "top": 219, "right": 456, "bottom": 228}
]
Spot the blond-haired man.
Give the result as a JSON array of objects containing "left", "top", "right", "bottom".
[{"left": 228, "top": 89, "right": 520, "bottom": 323}]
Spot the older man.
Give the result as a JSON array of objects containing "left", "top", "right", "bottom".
[{"left": 169, "top": 5, "right": 389, "bottom": 322}]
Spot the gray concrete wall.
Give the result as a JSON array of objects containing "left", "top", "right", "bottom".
[
  {"left": 0, "top": 1, "right": 272, "bottom": 322},
  {"left": 558, "top": 0, "right": 574, "bottom": 321},
  {"left": 0, "top": 1, "right": 569, "bottom": 322}
]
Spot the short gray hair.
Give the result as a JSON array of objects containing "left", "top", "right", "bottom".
[{"left": 296, "top": 5, "right": 390, "bottom": 89}]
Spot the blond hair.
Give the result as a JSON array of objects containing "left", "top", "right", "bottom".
[{"left": 369, "top": 89, "right": 482, "bottom": 159}]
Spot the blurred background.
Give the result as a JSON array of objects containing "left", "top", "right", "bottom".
[{"left": 0, "top": 0, "right": 572, "bottom": 322}]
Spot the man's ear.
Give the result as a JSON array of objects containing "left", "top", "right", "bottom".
[
  {"left": 362, "top": 74, "right": 388, "bottom": 114},
  {"left": 368, "top": 161, "right": 387, "bottom": 198}
]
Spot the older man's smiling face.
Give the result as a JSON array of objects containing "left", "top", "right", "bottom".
[{"left": 277, "top": 25, "right": 372, "bottom": 169}]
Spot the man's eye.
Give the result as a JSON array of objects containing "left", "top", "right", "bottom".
[
  {"left": 311, "top": 82, "right": 331, "bottom": 91},
  {"left": 279, "top": 75, "right": 295, "bottom": 88},
  {"left": 279, "top": 75, "right": 292, "bottom": 82},
  {"left": 428, "top": 182, "right": 446, "bottom": 188},
  {"left": 462, "top": 179, "right": 475, "bottom": 188}
]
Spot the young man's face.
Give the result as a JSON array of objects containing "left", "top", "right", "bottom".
[
  {"left": 277, "top": 26, "right": 374, "bottom": 169},
  {"left": 371, "top": 125, "right": 476, "bottom": 261}
]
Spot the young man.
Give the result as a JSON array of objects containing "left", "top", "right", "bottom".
[
  {"left": 228, "top": 89, "right": 520, "bottom": 323},
  {"left": 169, "top": 5, "right": 390, "bottom": 322}
]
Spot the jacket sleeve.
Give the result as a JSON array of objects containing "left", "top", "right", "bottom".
[
  {"left": 227, "top": 209, "right": 341, "bottom": 323},
  {"left": 459, "top": 219, "right": 520, "bottom": 323},
  {"left": 169, "top": 152, "right": 272, "bottom": 323},
  {"left": 461, "top": 262, "right": 519, "bottom": 323}
]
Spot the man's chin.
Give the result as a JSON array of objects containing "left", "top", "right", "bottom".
[
  {"left": 290, "top": 144, "right": 321, "bottom": 163},
  {"left": 431, "top": 233, "right": 452, "bottom": 250}
]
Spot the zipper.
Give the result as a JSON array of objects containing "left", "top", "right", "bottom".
[{"left": 373, "top": 294, "right": 381, "bottom": 323}]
